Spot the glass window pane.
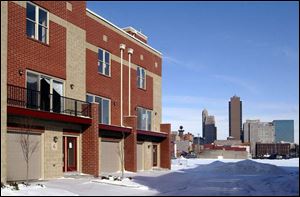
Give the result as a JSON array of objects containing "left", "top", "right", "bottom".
[
  {"left": 143, "top": 78, "right": 146, "bottom": 89},
  {"left": 141, "top": 108, "right": 147, "bottom": 130},
  {"left": 95, "top": 97, "right": 102, "bottom": 123},
  {"left": 26, "top": 3, "right": 36, "bottom": 21},
  {"left": 147, "top": 110, "right": 152, "bottom": 131},
  {"left": 52, "top": 81, "right": 63, "bottom": 113},
  {"left": 137, "top": 67, "right": 140, "bottom": 77},
  {"left": 105, "top": 52, "right": 110, "bottom": 64},
  {"left": 102, "top": 99, "right": 109, "bottom": 124},
  {"left": 26, "top": 72, "right": 39, "bottom": 109},
  {"left": 137, "top": 107, "right": 142, "bottom": 130},
  {"left": 98, "top": 49, "right": 103, "bottom": 61},
  {"left": 105, "top": 63, "right": 110, "bottom": 76},
  {"left": 26, "top": 20, "right": 35, "bottom": 38},
  {"left": 86, "top": 95, "right": 93, "bottom": 103},
  {"left": 38, "top": 25, "right": 47, "bottom": 43},
  {"left": 39, "top": 8, "right": 47, "bottom": 26},
  {"left": 142, "top": 69, "right": 145, "bottom": 79},
  {"left": 98, "top": 61, "right": 103, "bottom": 73}
]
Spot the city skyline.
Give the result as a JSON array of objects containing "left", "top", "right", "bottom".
[{"left": 87, "top": 1, "right": 299, "bottom": 143}]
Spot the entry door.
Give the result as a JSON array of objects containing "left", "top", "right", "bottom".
[
  {"left": 153, "top": 145, "right": 158, "bottom": 167},
  {"left": 63, "top": 137, "right": 77, "bottom": 172}
]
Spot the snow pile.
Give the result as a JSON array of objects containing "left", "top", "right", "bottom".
[
  {"left": 210, "top": 159, "right": 287, "bottom": 175},
  {"left": 1, "top": 183, "right": 77, "bottom": 196},
  {"left": 92, "top": 177, "right": 149, "bottom": 190}
]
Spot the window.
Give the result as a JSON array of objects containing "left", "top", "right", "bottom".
[
  {"left": 26, "top": 2, "right": 48, "bottom": 44},
  {"left": 98, "top": 48, "right": 111, "bottom": 76},
  {"left": 137, "top": 66, "right": 146, "bottom": 89},
  {"left": 26, "top": 71, "right": 64, "bottom": 112},
  {"left": 86, "top": 94, "right": 111, "bottom": 124},
  {"left": 137, "top": 107, "right": 152, "bottom": 131}
]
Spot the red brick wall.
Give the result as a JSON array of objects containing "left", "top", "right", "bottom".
[
  {"left": 7, "top": 2, "right": 66, "bottom": 87},
  {"left": 86, "top": 49, "right": 153, "bottom": 126},
  {"left": 160, "top": 124, "right": 171, "bottom": 169},
  {"left": 86, "top": 49, "right": 121, "bottom": 125},
  {"left": 85, "top": 15, "right": 162, "bottom": 77},
  {"left": 82, "top": 103, "right": 99, "bottom": 177},
  {"left": 123, "top": 116, "right": 137, "bottom": 172},
  {"left": 32, "top": 1, "right": 86, "bottom": 30}
]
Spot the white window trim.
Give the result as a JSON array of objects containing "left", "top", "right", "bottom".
[
  {"left": 86, "top": 93, "right": 111, "bottom": 125},
  {"left": 25, "top": 70, "right": 65, "bottom": 112},
  {"left": 98, "top": 48, "right": 111, "bottom": 77},
  {"left": 137, "top": 106, "right": 152, "bottom": 131},
  {"left": 26, "top": 1, "right": 49, "bottom": 44},
  {"left": 137, "top": 66, "right": 146, "bottom": 90}
]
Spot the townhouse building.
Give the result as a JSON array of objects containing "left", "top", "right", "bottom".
[{"left": 1, "top": 1, "right": 171, "bottom": 182}]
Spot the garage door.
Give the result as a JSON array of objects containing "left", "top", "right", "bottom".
[
  {"left": 7, "top": 132, "right": 41, "bottom": 181},
  {"left": 137, "top": 143, "right": 143, "bottom": 171},
  {"left": 100, "top": 140, "right": 121, "bottom": 173}
]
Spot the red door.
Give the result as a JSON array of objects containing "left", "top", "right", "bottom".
[{"left": 63, "top": 137, "right": 77, "bottom": 172}]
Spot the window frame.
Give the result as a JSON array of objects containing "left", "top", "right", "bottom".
[
  {"left": 137, "top": 106, "right": 152, "bottom": 131},
  {"left": 25, "top": 70, "right": 65, "bottom": 111},
  {"left": 98, "top": 48, "right": 111, "bottom": 77},
  {"left": 26, "top": 1, "right": 49, "bottom": 44},
  {"left": 137, "top": 66, "right": 146, "bottom": 90},
  {"left": 86, "top": 93, "right": 111, "bottom": 125}
]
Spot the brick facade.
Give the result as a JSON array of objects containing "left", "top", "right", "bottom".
[
  {"left": 160, "top": 124, "right": 171, "bottom": 169},
  {"left": 2, "top": 1, "right": 171, "bottom": 181},
  {"left": 123, "top": 116, "right": 137, "bottom": 172},
  {"left": 82, "top": 103, "right": 99, "bottom": 177}
]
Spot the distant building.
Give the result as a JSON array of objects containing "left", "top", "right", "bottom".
[
  {"left": 243, "top": 120, "right": 275, "bottom": 157},
  {"left": 170, "top": 127, "right": 194, "bottom": 157},
  {"left": 256, "top": 143, "right": 290, "bottom": 158},
  {"left": 229, "top": 95, "right": 243, "bottom": 141},
  {"left": 272, "top": 120, "right": 294, "bottom": 143},
  {"left": 202, "top": 109, "right": 217, "bottom": 144}
]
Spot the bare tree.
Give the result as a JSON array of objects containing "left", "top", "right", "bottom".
[
  {"left": 117, "top": 131, "right": 126, "bottom": 180},
  {"left": 19, "top": 117, "right": 39, "bottom": 185}
]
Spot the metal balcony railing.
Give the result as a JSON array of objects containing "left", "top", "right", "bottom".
[{"left": 7, "top": 84, "right": 91, "bottom": 118}]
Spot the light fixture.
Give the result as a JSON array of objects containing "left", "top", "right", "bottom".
[
  {"left": 70, "top": 84, "right": 74, "bottom": 89},
  {"left": 18, "top": 68, "right": 24, "bottom": 76},
  {"left": 53, "top": 136, "right": 58, "bottom": 143}
]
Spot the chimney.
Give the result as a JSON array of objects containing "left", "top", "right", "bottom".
[{"left": 122, "top": 26, "right": 148, "bottom": 44}]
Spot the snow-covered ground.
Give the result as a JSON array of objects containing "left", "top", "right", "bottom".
[{"left": 2, "top": 158, "right": 299, "bottom": 196}]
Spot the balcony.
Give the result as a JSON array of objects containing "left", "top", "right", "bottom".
[{"left": 7, "top": 84, "right": 92, "bottom": 122}]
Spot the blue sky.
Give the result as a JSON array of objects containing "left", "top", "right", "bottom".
[{"left": 87, "top": 1, "right": 299, "bottom": 143}]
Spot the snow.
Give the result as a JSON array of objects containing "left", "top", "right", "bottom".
[{"left": 1, "top": 158, "right": 299, "bottom": 196}]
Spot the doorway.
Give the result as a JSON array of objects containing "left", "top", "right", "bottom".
[
  {"left": 63, "top": 136, "right": 77, "bottom": 172},
  {"left": 153, "top": 144, "right": 158, "bottom": 167}
]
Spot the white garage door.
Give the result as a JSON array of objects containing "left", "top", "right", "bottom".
[
  {"left": 100, "top": 140, "right": 121, "bottom": 173},
  {"left": 137, "top": 143, "right": 143, "bottom": 171},
  {"left": 7, "top": 132, "right": 41, "bottom": 181}
]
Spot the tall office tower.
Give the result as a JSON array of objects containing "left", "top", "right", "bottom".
[
  {"left": 229, "top": 95, "right": 243, "bottom": 141},
  {"left": 202, "top": 109, "right": 217, "bottom": 144},
  {"left": 273, "top": 120, "right": 294, "bottom": 143}
]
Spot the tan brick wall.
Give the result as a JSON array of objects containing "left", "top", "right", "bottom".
[
  {"left": 1, "top": 0, "right": 8, "bottom": 183},
  {"left": 65, "top": 22, "right": 86, "bottom": 101},
  {"left": 43, "top": 127, "right": 63, "bottom": 179},
  {"left": 152, "top": 75, "right": 162, "bottom": 132},
  {"left": 143, "top": 142, "right": 152, "bottom": 170}
]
